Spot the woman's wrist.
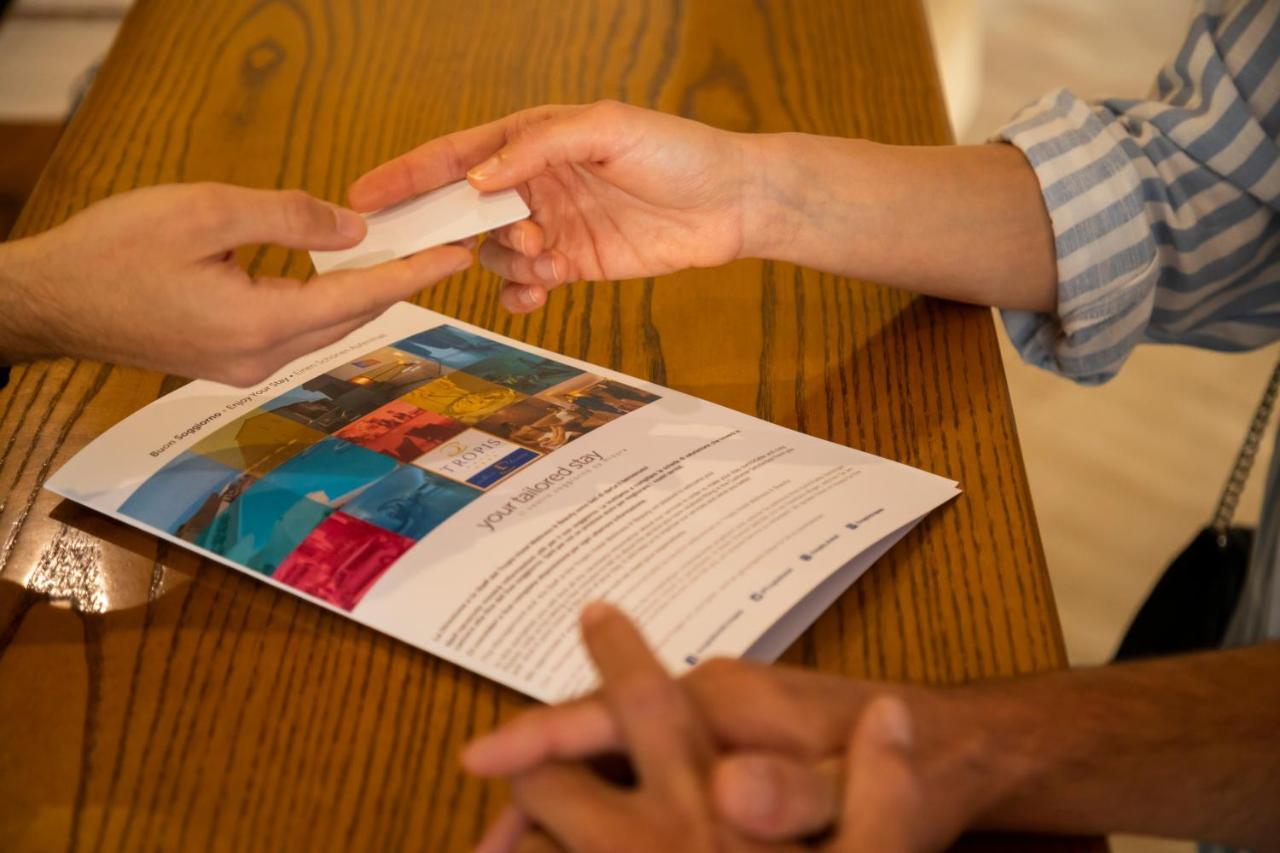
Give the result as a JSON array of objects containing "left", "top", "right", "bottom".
[
  {"left": 735, "top": 132, "right": 887, "bottom": 273},
  {"left": 734, "top": 133, "right": 1057, "bottom": 311},
  {"left": 736, "top": 132, "right": 819, "bottom": 264}
]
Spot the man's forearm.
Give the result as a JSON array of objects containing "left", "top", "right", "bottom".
[
  {"left": 926, "top": 644, "right": 1280, "bottom": 848},
  {"left": 740, "top": 134, "right": 1058, "bottom": 313}
]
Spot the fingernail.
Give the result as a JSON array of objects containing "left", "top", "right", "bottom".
[
  {"left": 468, "top": 154, "right": 503, "bottom": 182},
  {"left": 514, "top": 228, "right": 527, "bottom": 255},
  {"left": 334, "top": 207, "right": 366, "bottom": 241},
  {"left": 534, "top": 253, "right": 559, "bottom": 282},
  {"left": 870, "top": 697, "right": 913, "bottom": 749},
  {"left": 519, "top": 285, "right": 541, "bottom": 309},
  {"left": 580, "top": 601, "right": 612, "bottom": 628}
]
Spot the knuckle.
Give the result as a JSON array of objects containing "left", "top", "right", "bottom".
[
  {"left": 218, "top": 359, "right": 272, "bottom": 388},
  {"left": 188, "top": 183, "right": 234, "bottom": 232},
  {"left": 694, "top": 657, "right": 736, "bottom": 681},
  {"left": 693, "top": 657, "right": 747, "bottom": 692},
  {"left": 235, "top": 315, "right": 283, "bottom": 354},
  {"left": 477, "top": 240, "right": 511, "bottom": 274},
  {"left": 507, "top": 121, "right": 544, "bottom": 149},
  {"left": 590, "top": 98, "right": 626, "bottom": 119},
  {"left": 523, "top": 707, "right": 569, "bottom": 752},
  {"left": 281, "top": 189, "right": 323, "bottom": 232},
  {"left": 754, "top": 673, "right": 798, "bottom": 716},
  {"left": 439, "top": 136, "right": 469, "bottom": 182},
  {"left": 615, "top": 672, "right": 684, "bottom": 720}
]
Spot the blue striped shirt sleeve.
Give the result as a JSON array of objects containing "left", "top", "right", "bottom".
[{"left": 997, "top": 0, "right": 1280, "bottom": 385}]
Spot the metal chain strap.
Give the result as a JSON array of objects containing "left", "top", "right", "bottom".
[{"left": 1211, "top": 355, "right": 1280, "bottom": 546}]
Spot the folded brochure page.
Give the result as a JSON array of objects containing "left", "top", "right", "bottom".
[{"left": 47, "top": 302, "right": 959, "bottom": 702}]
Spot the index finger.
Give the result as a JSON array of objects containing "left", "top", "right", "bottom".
[
  {"left": 580, "top": 602, "right": 715, "bottom": 802},
  {"left": 189, "top": 184, "right": 367, "bottom": 255},
  {"left": 462, "top": 697, "right": 618, "bottom": 777},
  {"left": 347, "top": 105, "right": 571, "bottom": 211},
  {"left": 461, "top": 659, "right": 858, "bottom": 779}
]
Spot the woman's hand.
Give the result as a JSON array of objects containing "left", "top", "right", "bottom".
[
  {"left": 0, "top": 183, "right": 472, "bottom": 386},
  {"left": 348, "top": 101, "right": 765, "bottom": 313}
]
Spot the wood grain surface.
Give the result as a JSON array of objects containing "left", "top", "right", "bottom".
[{"left": 0, "top": 1, "right": 1100, "bottom": 850}]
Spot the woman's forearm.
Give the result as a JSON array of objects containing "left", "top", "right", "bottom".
[{"left": 739, "top": 134, "right": 1058, "bottom": 312}]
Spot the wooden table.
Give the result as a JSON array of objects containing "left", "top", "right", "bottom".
[{"left": 0, "top": 1, "right": 1100, "bottom": 850}]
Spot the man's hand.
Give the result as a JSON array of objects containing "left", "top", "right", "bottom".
[
  {"left": 465, "top": 652, "right": 970, "bottom": 844},
  {"left": 0, "top": 183, "right": 473, "bottom": 385},
  {"left": 467, "top": 620, "right": 1280, "bottom": 851},
  {"left": 715, "top": 697, "right": 983, "bottom": 852},
  {"left": 466, "top": 605, "right": 999, "bottom": 852},
  {"left": 348, "top": 101, "right": 764, "bottom": 314},
  {"left": 475, "top": 602, "right": 796, "bottom": 853}
]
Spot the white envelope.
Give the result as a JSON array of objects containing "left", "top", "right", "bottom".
[{"left": 310, "top": 180, "right": 530, "bottom": 274}]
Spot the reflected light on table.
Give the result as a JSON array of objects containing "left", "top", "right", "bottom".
[{"left": 8, "top": 500, "right": 186, "bottom": 614}]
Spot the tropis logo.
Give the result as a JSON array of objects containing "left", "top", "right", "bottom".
[
  {"left": 438, "top": 436, "right": 504, "bottom": 473},
  {"left": 416, "top": 428, "right": 536, "bottom": 489}
]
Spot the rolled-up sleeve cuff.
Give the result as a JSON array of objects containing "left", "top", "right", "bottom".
[{"left": 995, "top": 88, "right": 1160, "bottom": 385}]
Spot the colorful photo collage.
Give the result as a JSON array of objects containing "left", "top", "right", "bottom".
[{"left": 119, "top": 326, "right": 661, "bottom": 611}]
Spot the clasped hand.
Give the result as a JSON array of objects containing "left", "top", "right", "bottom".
[{"left": 461, "top": 604, "right": 995, "bottom": 853}]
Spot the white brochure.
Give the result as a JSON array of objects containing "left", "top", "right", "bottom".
[{"left": 47, "top": 302, "right": 959, "bottom": 702}]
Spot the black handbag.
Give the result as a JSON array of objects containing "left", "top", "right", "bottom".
[{"left": 1114, "top": 358, "right": 1280, "bottom": 661}]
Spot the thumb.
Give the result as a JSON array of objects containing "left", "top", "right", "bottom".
[
  {"left": 712, "top": 752, "right": 843, "bottom": 841},
  {"left": 193, "top": 185, "right": 367, "bottom": 253},
  {"left": 833, "top": 696, "right": 921, "bottom": 853},
  {"left": 466, "top": 101, "right": 633, "bottom": 192}
]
